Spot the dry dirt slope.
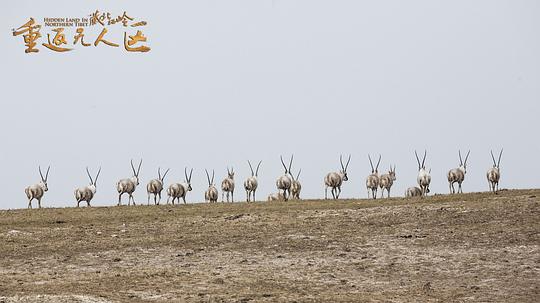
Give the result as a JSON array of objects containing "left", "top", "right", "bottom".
[{"left": 0, "top": 190, "right": 539, "bottom": 302}]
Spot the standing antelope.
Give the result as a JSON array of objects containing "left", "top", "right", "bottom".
[
  {"left": 74, "top": 167, "right": 101, "bottom": 207},
  {"left": 290, "top": 169, "right": 302, "bottom": 200},
  {"left": 117, "top": 159, "right": 142, "bottom": 206},
  {"left": 406, "top": 186, "right": 423, "bottom": 197},
  {"left": 487, "top": 149, "right": 503, "bottom": 193},
  {"left": 244, "top": 160, "right": 261, "bottom": 202},
  {"left": 167, "top": 167, "right": 193, "bottom": 204},
  {"left": 415, "top": 150, "right": 431, "bottom": 196},
  {"left": 379, "top": 165, "right": 396, "bottom": 198},
  {"left": 147, "top": 167, "right": 170, "bottom": 205},
  {"left": 205, "top": 169, "right": 218, "bottom": 203},
  {"left": 221, "top": 167, "right": 235, "bottom": 202},
  {"left": 447, "top": 150, "right": 470, "bottom": 194},
  {"left": 324, "top": 155, "right": 351, "bottom": 199},
  {"left": 366, "top": 155, "right": 381, "bottom": 199},
  {"left": 25, "top": 166, "right": 50, "bottom": 209},
  {"left": 276, "top": 155, "right": 294, "bottom": 201}
]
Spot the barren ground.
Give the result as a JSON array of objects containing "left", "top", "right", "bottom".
[{"left": 0, "top": 189, "right": 539, "bottom": 302}]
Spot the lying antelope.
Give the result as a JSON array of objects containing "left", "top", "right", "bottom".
[
  {"left": 244, "top": 160, "right": 261, "bottom": 202},
  {"left": 406, "top": 186, "right": 423, "bottom": 197},
  {"left": 415, "top": 150, "right": 431, "bottom": 196},
  {"left": 74, "top": 167, "right": 101, "bottom": 207},
  {"left": 25, "top": 166, "right": 50, "bottom": 209},
  {"left": 276, "top": 155, "right": 293, "bottom": 201},
  {"left": 366, "top": 155, "right": 381, "bottom": 199},
  {"left": 324, "top": 155, "right": 350, "bottom": 199},
  {"left": 267, "top": 192, "right": 285, "bottom": 201},
  {"left": 221, "top": 167, "right": 235, "bottom": 202},
  {"left": 167, "top": 167, "right": 193, "bottom": 204},
  {"left": 487, "top": 149, "right": 503, "bottom": 193},
  {"left": 379, "top": 165, "right": 396, "bottom": 198},
  {"left": 205, "top": 169, "right": 218, "bottom": 203},
  {"left": 147, "top": 167, "right": 170, "bottom": 205},
  {"left": 117, "top": 159, "right": 142, "bottom": 206},
  {"left": 447, "top": 150, "right": 470, "bottom": 194},
  {"left": 290, "top": 169, "right": 302, "bottom": 200}
]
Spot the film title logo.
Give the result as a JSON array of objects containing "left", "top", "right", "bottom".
[{"left": 12, "top": 10, "right": 150, "bottom": 53}]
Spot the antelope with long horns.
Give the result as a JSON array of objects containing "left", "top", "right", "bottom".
[
  {"left": 205, "top": 169, "right": 218, "bottom": 203},
  {"left": 25, "top": 166, "right": 50, "bottom": 209},
  {"left": 379, "top": 165, "right": 396, "bottom": 198},
  {"left": 74, "top": 167, "right": 101, "bottom": 207},
  {"left": 447, "top": 150, "right": 470, "bottom": 194},
  {"left": 415, "top": 150, "right": 431, "bottom": 196},
  {"left": 324, "top": 155, "right": 351, "bottom": 199},
  {"left": 406, "top": 186, "right": 423, "bottom": 197},
  {"left": 167, "top": 167, "right": 193, "bottom": 204},
  {"left": 117, "top": 159, "right": 142, "bottom": 206},
  {"left": 244, "top": 160, "right": 261, "bottom": 202},
  {"left": 147, "top": 167, "right": 170, "bottom": 205},
  {"left": 221, "top": 167, "right": 235, "bottom": 202},
  {"left": 276, "top": 155, "right": 294, "bottom": 201},
  {"left": 290, "top": 169, "right": 302, "bottom": 200},
  {"left": 366, "top": 155, "right": 381, "bottom": 199},
  {"left": 487, "top": 149, "right": 503, "bottom": 193}
]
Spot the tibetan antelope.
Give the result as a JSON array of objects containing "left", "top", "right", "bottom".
[
  {"left": 366, "top": 155, "right": 381, "bottom": 199},
  {"left": 290, "top": 169, "right": 302, "bottom": 200},
  {"left": 167, "top": 167, "right": 193, "bottom": 204},
  {"left": 244, "top": 160, "right": 261, "bottom": 202},
  {"left": 147, "top": 167, "right": 170, "bottom": 205},
  {"left": 415, "top": 150, "right": 431, "bottom": 196},
  {"left": 25, "top": 166, "right": 50, "bottom": 209},
  {"left": 406, "top": 186, "right": 423, "bottom": 197},
  {"left": 324, "top": 155, "right": 351, "bottom": 199},
  {"left": 74, "top": 167, "right": 101, "bottom": 207},
  {"left": 117, "top": 159, "right": 142, "bottom": 206},
  {"left": 276, "top": 155, "right": 294, "bottom": 201},
  {"left": 487, "top": 149, "right": 503, "bottom": 193},
  {"left": 221, "top": 167, "right": 235, "bottom": 202},
  {"left": 267, "top": 192, "right": 285, "bottom": 201},
  {"left": 447, "top": 150, "right": 470, "bottom": 194},
  {"left": 205, "top": 169, "right": 218, "bottom": 203},
  {"left": 379, "top": 165, "right": 396, "bottom": 198}
]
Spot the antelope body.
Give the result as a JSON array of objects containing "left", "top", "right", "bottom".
[
  {"left": 487, "top": 149, "right": 503, "bottom": 193},
  {"left": 276, "top": 155, "right": 294, "bottom": 201},
  {"left": 74, "top": 167, "right": 101, "bottom": 207},
  {"left": 290, "top": 170, "right": 302, "bottom": 200},
  {"left": 117, "top": 159, "right": 142, "bottom": 206},
  {"left": 205, "top": 169, "right": 218, "bottom": 203},
  {"left": 415, "top": 151, "right": 431, "bottom": 196},
  {"left": 147, "top": 167, "right": 169, "bottom": 205},
  {"left": 379, "top": 165, "right": 396, "bottom": 198},
  {"left": 244, "top": 160, "right": 261, "bottom": 202},
  {"left": 221, "top": 167, "right": 235, "bottom": 202},
  {"left": 447, "top": 150, "right": 470, "bottom": 194},
  {"left": 324, "top": 155, "right": 350, "bottom": 199},
  {"left": 25, "top": 166, "right": 50, "bottom": 209},
  {"left": 406, "top": 186, "right": 423, "bottom": 197},
  {"left": 267, "top": 192, "right": 285, "bottom": 201},
  {"left": 366, "top": 155, "right": 381, "bottom": 199},
  {"left": 167, "top": 168, "right": 193, "bottom": 204}
]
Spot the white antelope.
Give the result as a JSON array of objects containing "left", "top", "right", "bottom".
[
  {"left": 406, "top": 186, "right": 423, "bottom": 197},
  {"left": 415, "top": 150, "right": 431, "bottom": 196},
  {"left": 221, "top": 167, "right": 235, "bottom": 202},
  {"left": 379, "top": 165, "right": 396, "bottom": 198},
  {"left": 25, "top": 166, "right": 50, "bottom": 209},
  {"left": 267, "top": 192, "right": 285, "bottom": 201},
  {"left": 290, "top": 169, "right": 302, "bottom": 200},
  {"left": 487, "top": 149, "right": 503, "bottom": 193},
  {"left": 324, "top": 155, "right": 351, "bottom": 199},
  {"left": 447, "top": 150, "right": 470, "bottom": 194},
  {"left": 117, "top": 159, "right": 142, "bottom": 206},
  {"left": 276, "top": 155, "right": 294, "bottom": 201},
  {"left": 74, "top": 167, "right": 101, "bottom": 207},
  {"left": 167, "top": 167, "right": 193, "bottom": 204},
  {"left": 244, "top": 160, "right": 261, "bottom": 202},
  {"left": 366, "top": 155, "right": 381, "bottom": 199},
  {"left": 205, "top": 169, "right": 218, "bottom": 203},
  {"left": 147, "top": 167, "right": 170, "bottom": 205}
]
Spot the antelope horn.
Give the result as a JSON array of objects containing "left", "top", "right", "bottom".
[
  {"left": 131, "top": 159, "right": 136, "bottom": 175},
  {"left": 459, "top": 150, "right": 463, "bottom": 166},
  {"left": 211, "top": 170, "right": 215, "bottom": 184},
  {"left": 491, "top": 150, "right": 497, "bottom": 166},
  {"left": 288, "top": 155, "right": 294, "bottom": 172},
  {"left": 497, "top": 149, "right": 503, "bottom": 167},
  {"left": 376, "top": 155, "right": 381, "bottom": 171},
  {"left": 162, "top": 168, "right": 170, "bottom": 181},
  {"left": 296, "top": 169, "right": 301, "bottom": 181},
  {"left": 255, "top": 161, "right": 262, "bottom": 177},
  {"left": 205, "top": 169, "right": 211, "bottom": 186},
  {"left": 464, "top": 150, "right": 470, "bottom": 166},
  {"left": 158, "top": 167, "right": 162, "bottom": 180},
  {"left": 280, "top": 156, "right": 287, "bottom": 171},
  {"left": 94, "top": 167, "right": 101, "bottom": 185},
  {"left": 345, "top": 154, "right": 351, "bottom": 171},
  {"left": 421, "top": 150, "right": 427, "bottom": 169},
  {"left": 415, "top": 151, "right": 421, "bottom": 170},
  {"left": 248, "top": 160, "right": 254, "bottom": 176},
  {"left": 39, "top": 166, "right": 45, "bottom": 181},
  {"left": 137, "top": 159, "right": 142, "bottom": 176},
  {"left": 86, "top": 167, "right": 94, "bottom": 184},
  {"left": 368, "top": 154, "right": 374, "bottom": 172}
]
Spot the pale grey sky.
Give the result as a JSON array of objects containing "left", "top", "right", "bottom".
[{"left": 1, "top": 1, "right": 539, "bottom": 209}]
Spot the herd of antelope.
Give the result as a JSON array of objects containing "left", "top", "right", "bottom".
[{"left": 24, "top": 150, "right": 504, "bottom": 209}]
